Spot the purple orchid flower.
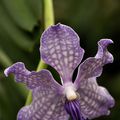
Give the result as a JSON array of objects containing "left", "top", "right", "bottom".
[{"left": 4, "top": 23, "right": 115, "bottom": 120}]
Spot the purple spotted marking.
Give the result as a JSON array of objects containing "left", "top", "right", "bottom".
[{"left": 4, "top": 23, "right": 115, "bottom": 120}]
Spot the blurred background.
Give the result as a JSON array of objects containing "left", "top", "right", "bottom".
[{"left": 0, "top": 0, "right": 120, "bottom": 120}]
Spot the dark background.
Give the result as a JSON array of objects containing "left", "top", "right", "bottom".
[{"left": 0, "top": 0, "right": 120, "bottom": 120}]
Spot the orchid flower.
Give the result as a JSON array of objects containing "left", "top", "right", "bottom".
[{"left": 4, "top": 23, "right": 115, "bottom": 120}]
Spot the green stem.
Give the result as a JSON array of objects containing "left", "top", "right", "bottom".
[
  {"left": 0, "top": 48, "right": 12, "bottom": 67},
  {"left": 25, "top": 0, "right": 54, "bottom": 105},
  {"left": 44, "top": 0, "right": 54, "bottom": 29}
]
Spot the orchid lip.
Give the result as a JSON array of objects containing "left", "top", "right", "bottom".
[{"left": 64, "top": 99, "right": 84, "bottom": 120}]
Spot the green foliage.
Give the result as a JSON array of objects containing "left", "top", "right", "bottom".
[
  {"left": 1, "top": 0, "right": 40, "bottom": 31},
  {"left": 0, "top": 0, "right": 42, "bottom": 119},
  {"left": 0, "top": 0, "right": 120, "bottom": 120}
]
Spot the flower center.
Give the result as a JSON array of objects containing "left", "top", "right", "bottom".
[
  {"left": 63, "top": 83, "right": 84, "bottom": 120},
  {"left": 64, "top": 83, "right": 77, "bottom": 101},
  {"left": 65, "top": 86, "right": 77, "bottom": 101}
]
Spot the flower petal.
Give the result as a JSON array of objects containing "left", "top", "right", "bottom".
[
  {"left": 17, "top": 87, "right": 69, "bottom": 120},
  {"left": 40, "top": 23, "right": 84, "bottom": 83},
  {"left": 77, "top": 78, "right": 115, "bottom": 119},
  {"left": 4, "top": 62, "right": 62, "bottom": 92},
  {"left": 74, "top": 39, "right": 113, "bottom": 88},
  {"left": 95, "top": 39, "right": 113, "bottom": 63}
]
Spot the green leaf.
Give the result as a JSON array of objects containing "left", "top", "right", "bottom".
[
  {"left": 0, "top": 48, "right": 12, "bottom": 67},
  {"left": 0, "top": 77, "right": 27, "bottom": 120},
  {"left": 1, "top": 0, "right": 38, "bottom": 31},
  {"left": 26, "top": 0, "right": 42, "bottom": 20},
  {"left": 0, "top": 5, "right": 34, "bottom": 51}
]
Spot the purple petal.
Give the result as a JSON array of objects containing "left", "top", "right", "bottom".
[
  {"left": 74, "top": 39, "right": 113, "bottom": 88},
  {"left": 77, "top": 78, "right": 115, "bottom": 119},
  {"left": 4, "top": 62, "right": 62, "bottom": 92},
  {"left": 17, "top": 87, "right": 69, "bottom": 120},
  {"left": 40, "top": 23, "right": 84, "bottom": 83},
  {"left": 95, "top": 39, "right": 113, "bottom": 63}
]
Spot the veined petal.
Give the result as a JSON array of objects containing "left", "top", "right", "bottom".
[
  {"left": 77, "top": 78, "right": 115, "bottom": 119},
  {"left": 18, "top": 87, "right": 69, "bottom": 120},
  {"left": 40, "top": 23, "right": 84, "bottom": 83},
  {"left": 74, "top": 39, "right": 113, "bottom": 88},
  {"left": 4, "top": 62, "right": 62, "bottom": 92},
  {"left": 95, "top": 39, "right": 113, "bottom": 63}
]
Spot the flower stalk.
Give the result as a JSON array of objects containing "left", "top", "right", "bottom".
[{"left": 25, "top": 0, "right": 54, "bottom": 105}]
